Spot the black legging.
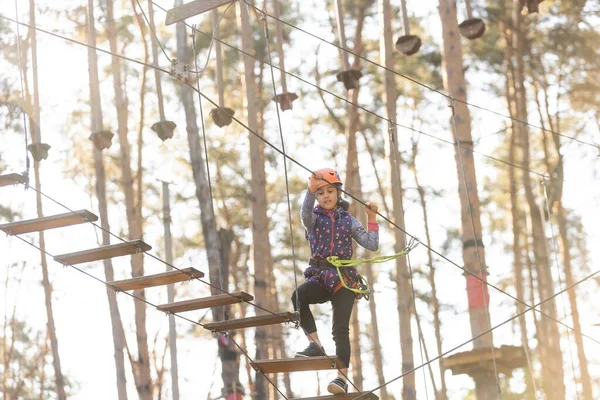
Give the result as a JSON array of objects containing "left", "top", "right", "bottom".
[{"left": 291, "top": 280, "right": 355, "bottom": 368}]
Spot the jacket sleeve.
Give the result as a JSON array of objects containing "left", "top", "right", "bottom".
[
  {"left": 350, "top": 216, "right": 379, "bottom": 252},
  {"left": 301, "top": 191, "right": 317, "bottom": 231}
]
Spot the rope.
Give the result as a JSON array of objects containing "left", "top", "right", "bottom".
[
  {"left": 191, "top": 24, "right": 228, "bottom": 317},
  {"left": 13, "top": 0, "right": 30, "bottom": 185},
  {"left": 134, "top": 0, "right": 172, "bottom": 63},
  {"left": 142, "top": 1, "right": 566, "bottom": 182},
  {"left": 388, "top": 121, "right": 432, "bottom": 399},
  {"left": 258, "top": 7, "right": 302, "bottom": 326},
  {"left": 448, "top": 96, "right": 501, "bottom": 398},
  {"left": 11, "top": 234, "right": 289, "bottom": 400},
  {"left": 3, "top": 9, "right": 600, "bottom": 366},
  {"left": 541, "top": 177, "right": 580, "bottom": 400},
  {"left": 352, "top": 265, "right": 600, "bottom": 399},
  {"left": 326, "top": 237, "right": 419, "bottom": 267},
  {"left": 243, "top": 1, "right": 600, "bottom": 152}
]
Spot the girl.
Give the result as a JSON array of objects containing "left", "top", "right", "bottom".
[{"left": 292, "top": 168, "right": 379, "bottom": 394}]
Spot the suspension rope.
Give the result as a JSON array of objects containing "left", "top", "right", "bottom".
[
  {"left": 243, "top": 0, "right": 600, "bottom": 152},
  {"left": 11, "top": 234, "right": 289, "bottom": 400},
  {"left": 541, "top": 177, "right": 581, "bottom": 400},
  {"left": 191, "top": 24, "right": 228, "bottom": 317},
  {"left": 352, "top": 265, "right": 600, "bottom": 399},
  {"left": 388, "top": 122, "right": 432, "bottom": 399},
  {"left": 134, "top": 0, "right": 172, "bottom": 63},
  {"left": 257, "top": 8, "right": 302, "bottom": 324},
  {"left": 3, "top": 10, "right": 599, "bottom": 357},
  {"left": 448, "top": 97, "right": 502, "bottom": 398},
  {"left": 13, "top": 1, "right": 30, "bottom": 185}
]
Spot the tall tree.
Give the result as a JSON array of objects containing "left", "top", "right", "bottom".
[
  {"left": 510, "top": 3, "right": 565, "bottom": 398},
  {"left": 105, "top": 1, "right": 153, "bottom": 398},
  {"left": 24, "top": 2, "right": 67, "bottom": 398},
  {"left": 237, "top": 3, "right": 273, "bottom": 398},
  {"left": 437, "top": 1, "right": 496, "bottom": 399},
  {"left": 174, "top": 0, "right": 240, "bottom": 397},
  {"left": 379, "top": 0, "right": 416, "bottom": 398},
  {"left": 85, "top": 0, "right": 128, "bottom": 398}
]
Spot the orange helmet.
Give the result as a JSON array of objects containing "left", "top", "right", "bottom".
[{"left": 314, "top": 168, "right": 343, "bottom": 189}]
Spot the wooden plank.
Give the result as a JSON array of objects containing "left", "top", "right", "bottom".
[
  {"left": 157, "top": 291, "right": 253, "bottom": 313},
  {"left": 53, "top": 240, "right": 152, "bottom": 265},
  {"left": 165, "top": 0, "right": 233, "bottom": 25},
  {"left": 293, "top": 393, "right": 379, "bottom": 400},
  {"left": 203, "top": 312, "right": 297, "bottom": 332},
  {"left": 0, "top": 173, "right": 26, "bottom": 187},
  {"left": 108, "top": 267, "right": 204, "bottom": 291},
  {"left": 251, "top": 356, "right": 344, "bottom": 374},
  {"left": 0, "top": 210, "right": 98, "bottom": 235}
]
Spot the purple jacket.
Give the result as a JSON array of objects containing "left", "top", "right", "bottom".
[{"left": 301, "top": 192, "right": 379, "bottom": 292}]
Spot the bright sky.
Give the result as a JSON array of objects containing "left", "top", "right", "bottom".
[{"left": 1, "top": 0, "right": 599, "bottom": 399}]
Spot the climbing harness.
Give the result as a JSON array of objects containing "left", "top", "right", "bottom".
[{"left": 325, "top": 237, "right": 420, "bottom": 298}]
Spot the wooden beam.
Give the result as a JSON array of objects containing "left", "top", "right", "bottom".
[
  {"left": 0, "top": 173, "right": 26, "bottom": 187},
  {"left": 157, "top": 291, "right": 253, "bottom": 313},
  {"left": 292, "top": 393, "right": 379, "bottom": 400},
  {"left": 203, "top": 312, "right": 297, "bottom": 332},
  {"left": 53, "top": 240, "right": 152, "bottom": 265},
  {"left": 0, "top": 210, "right": 98, "bottom": 235},
  {"left": 108, "top": 267, "right": 204, "bottom": 291},
  {"left": 165, "top": 0, "right": 233, "bottom": 25},
  {"left": 251, "top": 356, "right": 344, "bottom": 374}
]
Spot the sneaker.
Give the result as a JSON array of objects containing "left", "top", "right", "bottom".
[
  {"left": 327, "top": 377, "right": 348, "bottom": 394},
  {"left": 295, "top": 342, "right": 326, "bottom": 358}
]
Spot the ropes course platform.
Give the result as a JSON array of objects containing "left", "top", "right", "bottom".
[
  {"left": 0, "top": 210, "right": 98, "bottom": 235},
  {"left": 442, "top": 345, "right": 527, "bottom": 376},
  {"left": 108, "top": 267, "right": 204, "bottom": 291},
  {"left": 251, "top": 356, "right": 344, "bottom": 374},
  {"left": 53, "top": 240, "right": 152, "bottom": 265},
  {"left": 157, "top": 291, "right": 253, "bottom": 313},
  {"left": 0, "top": 173, "right": 26, "bottom": 187},
  {"left": 292, "top": 393, "right": 379, "bottom": 400},
  {"left": 203, "top": 312, "right": 298, "bottom": 332}
]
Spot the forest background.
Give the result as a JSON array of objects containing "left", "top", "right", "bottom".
[{"left": 1, "top": 0, "right": 599, "bottom": 399}]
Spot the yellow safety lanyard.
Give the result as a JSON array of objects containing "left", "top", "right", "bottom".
[{"left": 326, "top": 237, "right": 420, "bottom": 296}]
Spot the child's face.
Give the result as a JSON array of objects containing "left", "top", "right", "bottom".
[{"left": 316, "top": 185, "right": 339, "bottom": 210}]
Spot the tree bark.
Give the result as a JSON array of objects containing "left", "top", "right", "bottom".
[
  {"left": 408, "top": 143, "right": 448, "bottom": 400},
  {"left": 379, "top": 0, "right": 415, "bottom": 398},
  {"left": 437, "top": 1, "right": 496, "bottom": 398},
  {"left": 512, "top": 3, "right": 565, "bottom": 398},
  {"left": 26, "top": 2, "right": 66, "bottom": 398},
  {"left": 238, "top": 3, "right": 273, "bottom": 398},
  {"left": 174, "top": 1, "right": 238, "bottom": 397},
  {"left": 85, "top": 1, "right": 128, "bottom": 398},
  {"left": 105, "top": 2, "right": 153, "bottom": 398}
]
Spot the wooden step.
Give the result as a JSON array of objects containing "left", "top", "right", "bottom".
[
  {"left": 157, "top": 291, "right": 253, "bottom": 314},
  {"left": 165, "top": 0, "right": 232, "bottom": 25},
  {"left": 250, "top": 356, "right": 344, "bottom": 374},
  {"left": 293, "top": 393, "right": 379, "bottom": 400},
  {"left": 0, "top": 173, "right": 26, "bottom": 187},
  {"left": 0, "top": 210, "right": 98, "bottom": 235},
  {"left": 108, "top": 267, "right": 204, "bottom": 291},
  {"left": 203, "top": 312, "right": 298, "bottom": 332},
  {"left": 53, "top": 240, "right": 152, "bottom": 265}
]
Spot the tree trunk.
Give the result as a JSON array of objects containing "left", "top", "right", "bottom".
[
  {"left": 408, "top": 144, "right": 448, "bottom": 400},
  {"left": 512, "top": 3, "right": 565, "bottom": 398},
  {"left": 535, "top": 65, "right": 593, "bottom": 400},
  {"left": 85, "top": 1, "right": 128, "bottom": 398},
  {"left": 174, "top": 1, "right": 237, "bottom": 396},
  {"left": 379, "top": 0, "right": 415, "bottom": 398},
  {"left": 238, "top": 3, "right": 273, "bottom": 398},
  {"left": 26, "top": 2, "right": 66, "bottom": 398},
  {"left": 437, "top": 1, "right": 496, "bottom": 399},
  {"left": 105, "top": 2, "right": 153, "bottom": 398},
  {"left": 341, "top": 0, "right": 373, "bottom": 389}
]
